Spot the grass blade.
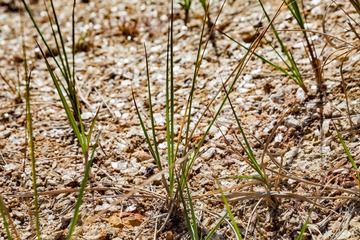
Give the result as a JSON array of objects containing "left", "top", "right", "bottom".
[
  {"left": 284, "top": 0, "right": 322, "bottom": 88},
  {"left": 334, "top": 124, "right": 360, "bottom": 185},
  {"left": 43, "top": 0, "right": 69, "bottom": 82},
  {"left": 66, "top": 134, "right": 100, "bottom": 240},
  {"left": 49, "top": 0, "right": 72, "bottom": 83},
  {"left": 177, "top": 173, "right": 200, "bottom": 240},
  {"left": 165, "top": 0, "right": 175, "bottom": 197},
  {"left": 217, "top": 181, "right": 243, "bottom": 240},
  {"left": 23, "top": 17, "right": 41, "bottom": 239},
  {"left": 179, "top": 0, "right": 192, "bottom": 24},
  {"left": 221, "top": 82, "right": 267, "bottom": 183},
  {"left": 184, "top": 178, "right": 199, "bottom": 239},
  {"left": 144, "top": 44, "right": 161, "bottom": 169},
  {"left": 25, "top": 71, "right": 42, "bottom": 240},
  {"left": 72, "top": 0, "right": 76, "bottom": 85},
  {"left": 204, "top": 213, "right": 227, "bottom": 240},
  {"left": 0, "top": 195, "right": 13, "bottom": 240},
  {"left": 295, "top": 217, "right": 309, "bottom": 240},
  {"left": 182, "top": 0, "right": 225, "bottom": 154},
  {"left": 132, "top": 91, "right": 160, "bottom": 168}
]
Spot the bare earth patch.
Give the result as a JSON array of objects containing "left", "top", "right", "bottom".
[{"left": 0, "top": 0, "right": 359, "bottom": 239}]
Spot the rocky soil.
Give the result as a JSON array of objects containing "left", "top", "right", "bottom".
[{"left": 0, "top": 0, "right": 359, "bottom": 239}]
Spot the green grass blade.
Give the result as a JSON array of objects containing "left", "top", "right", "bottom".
[
  {"left": 335, "top": 125, "right": 360, "bottom": 183},
  {"left": 72, "top": 0, "right": 76, "bottom": 84},
  {"left": 204, "top": 213, "right": 227, "bottom": 240},
  {"left": 0, "top": 195, "right": 13, "bottom": 240},
  {"left": 132, "top": 90, "right": 160, "bottom": 165},
  {"left": 285, "top": 0, "right": 304, "bottom": 28},
  {"left": 49, "top": 0, "right": 72, "bottom": 82},
  {"left": 23, "top": 23, "right": 42, "bottom": 239},
  {"left": 183, "top": 7, "right": 207, "bottom": 152},
  {"left": 169, "top": 0, "right": 175, "bottom": 195},
  {"left": 144, "top": 44, "right": 161, "bottom": 169},
  {"left": 222, "top": 82, "right": 266, "bottom": 181},
  {"left": 179, "top": 0, "right": 192, "bottom": 24},
  {"left": 284, "top": 0, "right": 321, "bottom": 87},
  {"left": 177, "top": 173, "right": 199, "bottom": 240},
  {"left": 184, "top": 177, "right": 199, "bottom": 240},
  {"left": 165, "top": 1, "right": 175, "bottom": 196},
  {"left": 177, "top": 179, "right": 192, "bottom": 235},
  {"left": 258, "top": 0, "right": 306, "bottom": 91},
  {"left": 43, "top": 0, "right": 69, "bottom": 82},
  {"left": 259, "top": 1, "right": 292, "bottom": 56},
  {"left": 25, "top": 72, "right": 42, "bottom": 240},
  {"left": 295, "top": 218, "right": 309, "bottom": 240},
  {"left": 220, "top": 30, "right": 294, "bottom": 84},
  {"left": 217, "top": 181, "right": 243, "bottom": 240},
  {"left": 183, "top": 0, "right": 225, "bottom": 153},
  {"left": 86, "top": 107, "right": 100, "bottom": 148},
  {"left": 66, "top": 134, "right": 99, "bottom": 240},
  {"left": 199, "top": 0, "right": 207, "bottom": 10},
  {"left": 21, "top": 0, "right": 66, "bottom": 79}
]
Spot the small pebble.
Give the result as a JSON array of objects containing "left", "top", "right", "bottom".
[
  {"left": 81, "top": 111, "right": 94, "bottom": 120},
  {"left": 202, "top": 148, "right": 216, "bottom": 160},
  {"left": 284, "top": 147, "right": 299, "bottom": 162},
  {"left": 296, "top": 88, "right": 306, "bottom": 103},
  {"left": 285, "top": 117, "right": 301, "bottom": 128},
  {"left": 111, "top": 161, "right": 128, "bottom": 171},
  {"left": 270, "top": 90, "right": 284, "bottom": 104}
]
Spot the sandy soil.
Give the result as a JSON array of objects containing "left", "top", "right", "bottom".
[{"left": 0, "top": 0, "right": 360, "bottom": 239}]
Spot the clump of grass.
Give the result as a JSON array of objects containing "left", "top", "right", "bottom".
[
  {"left": 133, "top": 0, "right": 234, "bottom": 236},
  {"left": 74, "top": 30, "right": 93, "bottom": 53},
  {"left": 21, "top": 0, "right": 97, "bottom": 163},
  {"left": 284, "top": 0, "right": 323, "bottom": 91},
  {"left": 219, "top": 1, "right": 307, "bottom": 93},
  {"left": 259, "top": 0, "right": 306, "bottom": 92},
  {"left": 22, "top": 0, "right": 100, "bottom": 238},
  {"left": 21, "top": 0, "right": 83, "bottom": 136},
  {"left": 133, "top": 0, "right": 278, "bottom": 235},
  {"left": 133, "top": 0, "right": 210, "bottom": 200}
]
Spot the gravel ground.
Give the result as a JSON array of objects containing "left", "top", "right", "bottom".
[{"left": 0, "top": 0, "right": 360, "bottom": 239}]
